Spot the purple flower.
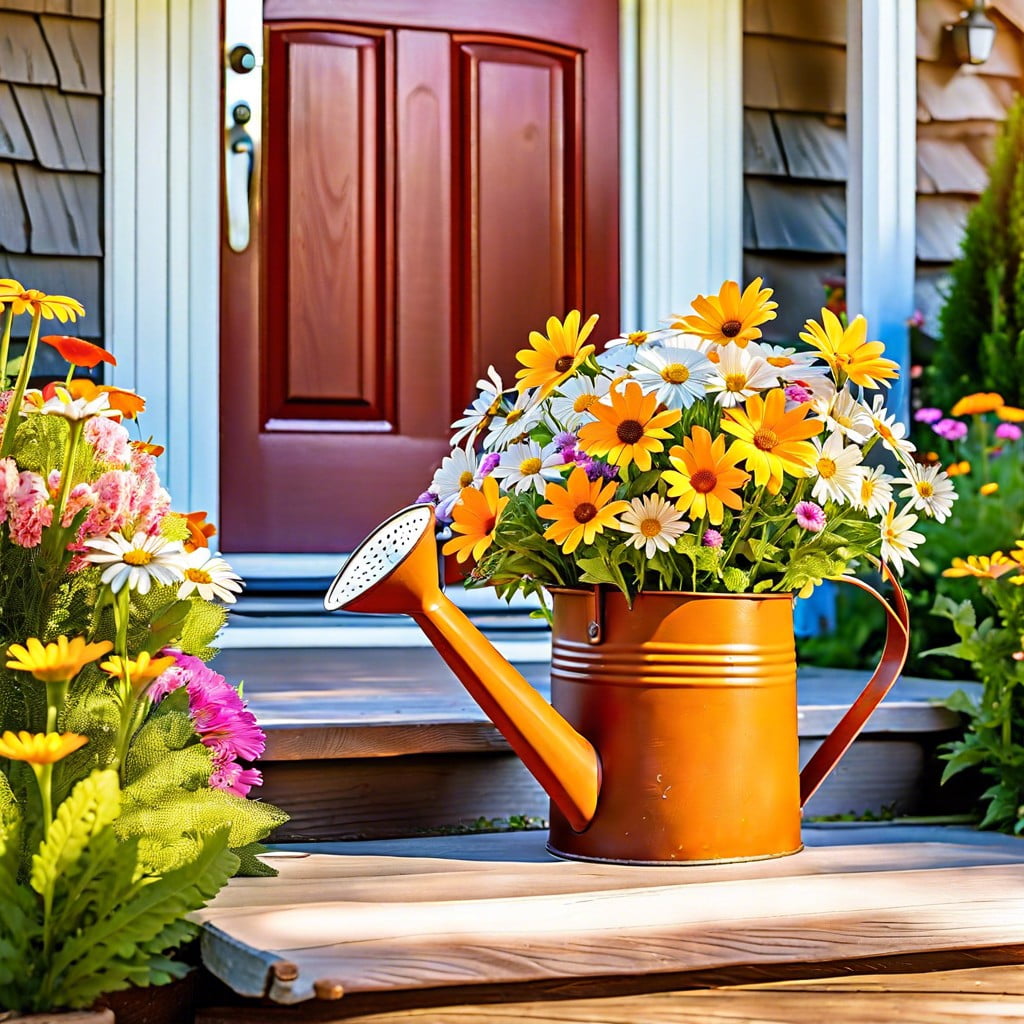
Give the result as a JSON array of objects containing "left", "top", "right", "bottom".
[
  {"left": 934, "top": 418, "right": 968, "bottom": 441},
  {"left": 415, "top": 490, "right": 437, "bottom": 505},
  {"left": 702, "top": 529, "right": 723, "bottom": 548},
  {"left": 907, "top": 310, "right": 926, "bottom": 329},
  {"left": 553, "top": 431, "right": 577, "bottom": 451},
  {"left": 576, "top": 454, "right": 616, "bottom": 481},
  {"left": 914, "top": 407, "right": 943, "bottom": 424},
  {"left": 784, "top": 384, "right": 813, "bottom": 405},
  {"left": 560, "top": 447, "right": 577, "bottom": 463},
  {"left": 795, "top": 500, "right": 826, "bottom": 533},
  {"left": 995, "top": 422, "right": 1022, "bottom": 441},
  {"left": 479, "top": 452, "right": 501, "bottom": 475}
]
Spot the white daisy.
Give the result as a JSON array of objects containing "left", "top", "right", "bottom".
[
  {"left": 856, "top": 465, "right": 895, "bottom": 518},
  {"left": 862, "top": 394, "right": 916, "bottom": 463},
  {"left": 28, "top": 386, "right": 118, "bottom": 423},
  {"left": 707, "top": 345, "right": 780, "bottom": 407},
  {"left": 429, "top": 446, "right": 482, "bottom": 516},
  {"left": 491, "top": 440, "right": 564, "bottom": 495},
  {"left": 618, "top": 494, "right": 690, "bottom": 558},
  {"left": 818, "top": 388, "right": 874, "bottom": 444},
  {"left": 752, "top": 343, "right": 831, "bottom": 383},
  {"left": 450, "top": 366, "right": 505, "bottom": 446},
  {"left": 809, "top": 432, "right": 864, "bottom": 505},
  {"left": 631, "top": 346, "right": 715, "bottom": 410},
  {"left": 598, "top": 328, "right": 681, "bottom": 369},
  {"left": 177, "top": 548, "right": 244, "bottom": 603},
  {"left": 548, "top": 373, "right": 613, "bottom": 429},
  {"left": 898, "top": 463, "right": 957, "bottom": 523},
  {"left": 84, "top": 532, "right": 186, "bottom": 595},
  {"left": 879, "top": 502, "right": 925, "bottom": 575},
  {"left": 482, "top": 388, "right": 545, "bottom": 449}
]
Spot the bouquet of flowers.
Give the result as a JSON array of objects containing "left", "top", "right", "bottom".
[
  {"left": 0, "top": 280, "right": 286, "bottom": 1011},
  {"left": 424, "top": 278, "right": 956, "bottom": 607}
]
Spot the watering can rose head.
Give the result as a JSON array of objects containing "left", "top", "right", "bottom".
[{"left": 425, "top": 278, "right": 955, "bottom": 602}]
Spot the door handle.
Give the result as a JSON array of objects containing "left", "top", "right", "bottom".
[{"left": 224, "top": 0, "right": 262, "bottom": 253}]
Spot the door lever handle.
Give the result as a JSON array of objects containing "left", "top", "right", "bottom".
[{"left": 227, "top": 102, "right": 255, "bottom": 252}]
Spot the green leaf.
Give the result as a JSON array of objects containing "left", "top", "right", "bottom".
[
  {"left": 141, "top": 599, "right": 193, "bottom": 654},
  {"left": 722, "top": 567, "right": 751, "bottom": 594},
  {"left": 940, "top": 744, "right": 989, "bottom": 783},
  {"left": 941, "top": 688, "right": 979, "bottom": 716}
]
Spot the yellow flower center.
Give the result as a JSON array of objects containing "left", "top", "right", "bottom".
[
  {"left": 506, "top": 409, "right": 524, "bottom": 425},
  {"left": 554, "top": 355, "right": 575, "bottom": 373},
  {"left": 662, "top": 363, "right": 690, "bottom": 384},
  {"left": 185, "top": 568, "right": 213, "bottom": 584},
  {"left": 616, "top": 419, "right": 644, "bottom": 444},
  {"left": 724, "top": 373, "right": 748, "bottom": 393},
  {"left": 861, "top": 479, "right": 874, "bottom": 501},
  {"left": 458, "top": 470, "right": 475, "bottom": 487},
  {"left": 640, "top": 517, "right": 662, "bottom": 538},
  {"left": 627, "top": 331, "right": 648, "bottom": 346},
  {"left": 916, "top": 481, "right": 934, "bottom": 498},
  {"left": 753, "top": 428, "right": 779, "bottom": 452},
  {"left": 573, "top": 394, "right": 598, "bottom": 413},
  {"left": 519, "top": 457, "right": 543, "bottom": 476},
  {"left": 817, "top": 457, "right": 837, "bottom": 479},
  {"left": 767, "top": 356, "right": 795, "bottom": 368},
  {"left": 574, "top": 502, "right": 598, "bottom": 524},
  {"left": 123, "top": 549, "right": 153, "bottom": 566},
  {"left": 874, "top": 419, "right": 894, "bottom": 441},
  {"left": 721, "top": 319, "right": 742, "bottom": 338},
  {"left": 884, "top": 528, "right": 896, "bottom": 541},
  {"left": 690, "top": 469, "right": 717, "bottom": 493}
]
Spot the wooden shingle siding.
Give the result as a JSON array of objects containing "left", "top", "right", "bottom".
[
  {"left": 773, "top": 113, "right": 847, "bottom": 181},
  {"left": 743, "top": 110, "right": 786, "bottom": 175},
  {"left": 746, "top": 180, "right": 846, "bottom": 254},
  {"left": 0, "top": 4, "right": 102, "bottom": 347},
  {"left": 743, "top": 36, "right": 847, "bottom": 115},
  {"left": 744, "top": 0, "right": 846, "bottom": 45},
  {"left": 917, "top": 137, "right": 989, "bottom": 194}
]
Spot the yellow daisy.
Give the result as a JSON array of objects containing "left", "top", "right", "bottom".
[
  {"left": 996, "top": 405, "right": 1024, "bottom": 423},
  {"left": 441, "top": 476, "right": 509, "bottom": 564},
  {"left": 671, "top": 278, "right": 778, "bottom": 347},
  {"left": 577, "top": 381, "right": 682, "bottom": 472},
  {"left": 514, "top": 311, "right": 599, "bottom": 399},
  {"left": 0, "top": 282, "right": 84, "bottom": 322},
  {"left": 6, "top": 635, "right": 113, "bottom": 684},
  {"left": 537, "top": 466, "right": 629, "bottom": 554},
  {"left": 951, "top": 392, "right": 1004, "bottom": 417},
  {"left": 663, "top": 426, "right": 749, "bottom": 525},
  {"left": 942, "top": 553, "right": 1016, "bottom": 579},
  {"left": 720, "top": 389, "right": 824, "bottom": 494},
  {"left": 101, "top": 651, "right": 177, "bottom": 688},
  {"left": 799, "top": 309, "right": 899, "bottom": 389},
  {"left": 0, "top": 730, "right": 88, "bottom": 765}
]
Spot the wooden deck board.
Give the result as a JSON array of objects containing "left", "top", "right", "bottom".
[{"left": 194, "top": 826, "right": 1024, "bottom": 1008}]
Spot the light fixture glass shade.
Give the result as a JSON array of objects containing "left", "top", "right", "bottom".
[{"left": 950, "top": 3, "right": 997, "bottom": 65}]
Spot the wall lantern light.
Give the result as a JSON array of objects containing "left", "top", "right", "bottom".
[{"left": 947, "top": 0, "right": 998, "bottom": 66}]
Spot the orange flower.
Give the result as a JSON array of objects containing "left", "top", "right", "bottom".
[
  {"left": 577, "top": 381, "right": 681, "bottom": 472},
  {"left": 537, "top": 466, "right": 629, "bottom": 554},
  {"left": 951, "top": 393, "right": 1004, "bottom": 417},
  {"left": 662, "top": 425, "right": 749, "bottom": 525},
  {"left": 0, "top": 283, "right": 84, "bottom": 322},
  {"left": 980, "top": 482, "right": 1000, "bottom": 496},
  {"left": 671, "top": 278, "right": 777, "bottom": 347},
  {"left": 41, "top": 335, "right": 116, "bottom": 369},
  {"left": 515, "top": 311, "right": 599, "bottom": 399},
  {"left": 183, "top": 511, "right": 217, "bottom": 552},
  {"left": 720, "top": 389, "right": 823, "bottom": 494},
  {"left": 6, "top": 635, "right": 113, "bottom": 684},
  {"left": 942, "top": 553, "right": 1016, "bottom": 579},
  {"left": 997, "top": 405, "right": 1024, "bottom": 423},
  {"left": 799, "top": 309, "right": 899, "bottom": 389},
  {"left": 0, "top": 730, "right": 88, "bottom": 765},
  {"left": 946, "top": 460, "right": 971, "bottom": 477},
  {"left": 441, "top": 476, "right": 509, "bottom": 563},
  {"left": 132, "top": 439, "right": 166, "bottom": 457},
  {"left": 99, "top": 386, "right": 145, "bottom": 419}
]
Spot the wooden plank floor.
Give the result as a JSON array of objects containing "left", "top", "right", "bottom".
[{"left": 192, "top": 825, "right": 1024, "bottom": 1016}]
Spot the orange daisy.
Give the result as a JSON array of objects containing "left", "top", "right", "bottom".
[
  {"left": 577, "top": 381, "right": 682, "bottom": 472},
  {"left": 671, "top": 278, "right": 778, "bottom": 347},
  {"left": 799, "top": 309, "right": 898, "bottom": 389},
  {"left": 537, "top": 466, "right": 629, "bottom": 554},
  {"left": 0, "top": 730, "right": 88, "bottom": 765},
  {"left": 98, "top": 385, "right": 145, "bottom": 419},
  {"left": 663, "top": 426, "right": 749, "bottom": 524},
  {"left": 441, "top": 476, "right": 509, "bottom": 563},
  {"left": 131, "top": 439, "right": 166, "bottom": 457},
  {"left": 41, "top": 335, "right": 116, "bottom": 369},
  {"left": 183, "top": 510, "right": 217, "bottom": 551},
  {"left": 997, "top": 405, "right": 1024, "bottom": 423},
  {"left": 515, "top": 311, "right": 599, "bottom": 399},
  {"left": 951, "top": 392, "right": 1004, "bottom": 417},
  {"left": 0, "top": 283, "right": 84, "bottom": 322},
  {"left": 720, "top": 389, "right": 823, "bottom": 494}
]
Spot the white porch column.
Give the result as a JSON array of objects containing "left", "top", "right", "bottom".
[
  {"left": 846, "top": 0, "right": 917, "bottom": 419},
  {"left": 620, "top": 0, "right": 743, "bottom": 331},
  {"left": 105, "top": 0, "right": 221, "bottom": 519}
]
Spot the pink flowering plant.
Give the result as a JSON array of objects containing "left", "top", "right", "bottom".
[{"left": 0, "top": 282, "right": 286, "bottom": 1011}]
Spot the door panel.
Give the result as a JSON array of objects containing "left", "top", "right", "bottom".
[{"left": 220, "top": 0, "right": 619, "bottom": 552}]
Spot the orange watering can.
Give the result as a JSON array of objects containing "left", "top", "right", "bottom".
[{"left": 326, "top": 504, "right": 910, "bottom": 864}]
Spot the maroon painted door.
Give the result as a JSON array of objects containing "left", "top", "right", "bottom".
[{"left": 220, "top": 0, "right": 620, "bottom": 552}]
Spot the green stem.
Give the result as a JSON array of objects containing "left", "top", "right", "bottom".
[
  {"left": 0, "top": 306, "right": 13, "bottom": 387},
  {"left": 53, "top": 419, "right": 84, "bottom": 528},
  {"left": 63, "top": 363, "right": 77, "bottom": 388},
  {"left": 725, "top": 486, "right": 765, "bottom": 566},
  {"left": 31, "top": 761, "right": 55, "bottom": 955},
  {"left": 976, "top": 414, "right": 990, "bottom": 485},
  {"left": 0, "top": 309, "right": 41, "bottom": 458}
]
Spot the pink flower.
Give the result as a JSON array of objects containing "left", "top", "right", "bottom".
[
  {"left": 702, "top": 529, "right": 723, "bottom": 548},
  {"left": 934, "top": 418, "right": 968, "bottom": 441},
  {"left": 79, "top": 469, "right": 133, "bottom": 540},
  {"left": 0, "top": 457, "right": 19, "bottom": 523},
  {"left": 995, "top": 422, "right": 1022, "bottom": 442},
  {"left": 209, "top": 753, "right": 263, "bottom": 797},
  {"left": 9, "top": 471, "right": 53, "bottom": 548},
  {"left": 914, "top": 407, "right": 943, "bottom": 424},
  {"left": 784, "top": 384, "right": 813, "bottom": 405},
  {"left": 61, "top": 482, "right": 96, "bottom": 527},
  {"left": 795, "top": 500, "right": 826, "bottom": 532},
  {"left": 85, "top": 416, "right": 131, "bottom": 464}
]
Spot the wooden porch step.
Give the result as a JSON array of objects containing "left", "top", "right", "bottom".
[
  {"left": 212, "top": 645, "right": 977, "bottom": 842},
  {"left": 192, "top": 825, "right": 1024, "bottom": 1021}
]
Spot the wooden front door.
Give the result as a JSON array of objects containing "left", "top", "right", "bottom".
[{"left": 220, "top": 0, "right": 620, "bottom": 552}]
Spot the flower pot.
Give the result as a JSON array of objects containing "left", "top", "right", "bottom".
[{"left": 1, "top": 1012, "right": 114, "bottom": 1023}]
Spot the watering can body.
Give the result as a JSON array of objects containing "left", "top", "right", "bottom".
[{"left": 326, "top": 504, "right": 910, "bottom": 866}]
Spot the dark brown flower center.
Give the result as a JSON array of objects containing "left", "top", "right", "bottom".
[
  {"left": 616, "top": 419, "right": 644, "bottom": 444},
  {"left": 690, "top": 469, "right": 717, "bottom": 493},
  {"left": 753, "top": 428, "right": 779, "bottom": 451},
  {"left": 574, "top": 502, "right": 598, "bottom": 524},
  {"left": 554, "top": 355, "right": 575, "bottom": 373},
  {"left": 721, "top": 319, "right": 742, "bottom": 338}
]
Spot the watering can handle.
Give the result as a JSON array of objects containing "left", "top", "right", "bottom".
[{"left": 798, "top": 566, "right": 911, "bottom": 807}]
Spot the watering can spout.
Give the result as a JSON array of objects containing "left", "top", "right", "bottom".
[{"left": 324, "top": 505, "right": 600, "bottom": 832}]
